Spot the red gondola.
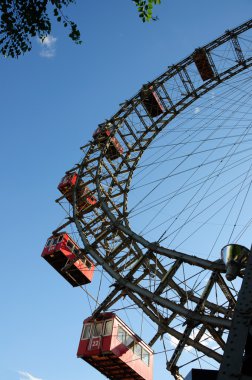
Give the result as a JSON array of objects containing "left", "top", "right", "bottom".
[
  {"left": 58, "top": 172, "right": 97, "bottom": 213},
  {"left": 77, "top": 313, "right": 153, "bottom": 380},
  {"left": 93, "top": 124, "right": 124, "bottom": 160},
  {"left": 41, "top": 232, "right": 95, "bottom": 287},
  {"left": 140, "top": 86, "right": 164, "bottom": 117},
  {"left": 193, "top": 48, "right": 215, "bottom": 81}
]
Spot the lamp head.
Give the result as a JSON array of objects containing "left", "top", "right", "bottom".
[{"left": 221, "top": 244, "right": 250, "bottom": 281}]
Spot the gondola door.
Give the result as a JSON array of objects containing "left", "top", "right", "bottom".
[{"left": 88, "top": 321, "right": 103, "bottom": 351}]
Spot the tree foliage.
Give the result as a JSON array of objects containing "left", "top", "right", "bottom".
[
  {"left": 0, "top": 0, "right": 161, "bottom": 58},
  {"left": 133, "top": 0, "right": 161, "bottom": 22}
]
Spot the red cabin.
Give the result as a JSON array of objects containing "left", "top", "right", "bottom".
[
  {"left": 58, "top": 172, "right": 97, "bottom": 213},
  {"left": 93, "top": 124, "right": 124, "bottom": 160},
  {"left": 77, "top": 313, "right": 153, "bottom": 380},
  {"left": 140, "top": 86, "right": 164, "bottom": 117},
  {"left": 41, "top": 233, "right": 95, "bottom": 287},
  {"left": 193, "top": 48, "right": 215, "bottom": 81}
]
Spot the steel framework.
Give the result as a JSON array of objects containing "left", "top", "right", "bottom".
[
  {"left": 218, "top": 248, "right": 252, "bottom": 380},
  {"left": 55, "top": 19, "right": 252, "bottom": 378}
]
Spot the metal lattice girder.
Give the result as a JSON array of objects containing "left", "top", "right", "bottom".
[
  {"left": 54, "top": 18, "right": 252, "bottom": 376},
  {"left": 167, "top": 272, "right": 218, "bottom": 372},
  {"left": 218, "top": 250, "right": 252, "bottom": 380}
]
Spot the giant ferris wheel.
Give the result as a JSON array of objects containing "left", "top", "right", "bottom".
[{"left": 42, "top": 19, "right": 252, "bottom": 380}]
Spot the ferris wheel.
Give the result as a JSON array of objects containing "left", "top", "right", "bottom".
[{"left": 42, "top": 19, "right": 252, "bottom": 380}]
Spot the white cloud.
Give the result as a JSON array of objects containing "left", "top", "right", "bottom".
[
  {"left": 40, "top": 49, "right": 56, "bottom": 58},
  {"left": 169, "top": 329, "right": 216, "bottom": 351},
  {"left": 170, "top": 334, "right": 178, "bottom": 347},
  {"left": 197, "top": 331, "right": 218, "bottom": 349},
  {"left": 169, "top": 334, "right": 193, "bottom": 351},
  {"left": 18, "top": 371, "right": 43, "bottom": 380},
  {"left": 38, "top": 35, "right": 57, "bottom": 58},
  {"left": 41, "top": 35, "right": 57, "bottom": 47},
  {"left": 194, "top": 107, "right": 201, "bottom": 114}
]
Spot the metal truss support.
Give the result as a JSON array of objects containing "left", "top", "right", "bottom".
[
  {"left": 230, "top": 33, "right": 245, "bottom": 64},
  {"left": 167, "top": 272, "right": 217, "bottom": 374},
  {"left": 55, "top": 17, "right": 252, "bottom": 378},
  {"left": 217, "top": 248, "right": 252, "bottom": 380}
]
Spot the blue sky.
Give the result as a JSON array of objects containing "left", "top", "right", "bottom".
[{"left": 1, "top": 2, "right": 252, "bottom": 380}]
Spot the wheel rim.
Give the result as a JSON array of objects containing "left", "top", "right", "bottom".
[{"left": 56, "top": 18, "right": 252, "bottom": 377}]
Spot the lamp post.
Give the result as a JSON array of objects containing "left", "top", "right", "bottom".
[
  {"left": 221, "top": 244, "right": 250, "bottom": 281},
  {"left": 218, "top": 244, "right": 252, "bottom": 380}
]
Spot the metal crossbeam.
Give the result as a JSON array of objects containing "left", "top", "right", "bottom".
[
  {"left": 218, "top": 250, "right": 252, "bottom": 380},
  {"left": 54, "top": 18, "right": 252, "bottom": 377}
]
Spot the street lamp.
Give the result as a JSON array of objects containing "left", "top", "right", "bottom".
[{"left": 221, "top": 243, "right": 250, "bottom": 281}]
